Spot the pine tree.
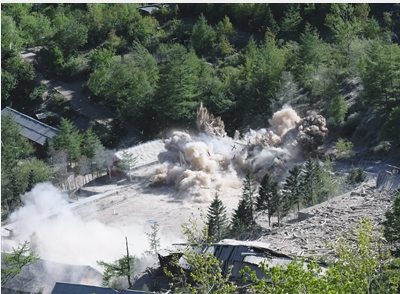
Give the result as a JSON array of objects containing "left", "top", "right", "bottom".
[
  {"left": 53, "top": 118, "right": 83, "bottom": 164},
  {"left": 207, "top": 194, "right": 228, "bottom": 242},
  {"left": 283, "top": 165, "right": 303, "bottom": 213},
  {"left": 231, "top": 170, "right": 257, "bottom": 234},
  {"left": 256, "top": 172, "right": 280, "bottom": 227},
  {"left": 302, "top": 158, "right": 320, "bottom": 206},
  {"left": 383, "top": 194, "right": 400, "bottom": 246}
]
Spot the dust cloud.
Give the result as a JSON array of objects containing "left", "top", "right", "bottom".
[
  {"left": 2, "top": 183, "right": 179, "bottom": 272},
  {"left": 150, "top": 104, "right": 328, "bottom": 200}
]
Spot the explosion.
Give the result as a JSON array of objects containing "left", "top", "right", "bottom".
[{"left": 150, "top": 104, "right": 328, "bottom": 201}]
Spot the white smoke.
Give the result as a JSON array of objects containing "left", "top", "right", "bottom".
[{"left": 2, "top": 183, "right": 180, "bottom": 272}]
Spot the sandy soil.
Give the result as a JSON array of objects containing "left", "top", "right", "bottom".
[{"left": 76, "top": 165, "right": 242, "bottom": 240}]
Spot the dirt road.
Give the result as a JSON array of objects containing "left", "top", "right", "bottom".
[{"left": 20, "top": 49, "right": 143, "bottom": 148}]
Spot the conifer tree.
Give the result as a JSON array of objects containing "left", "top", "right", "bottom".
[
  {"left": 231, "top": 170, "right": 257, "bottom": 234},
  {"left": 282, "top": 164, "right": 303, "bottom": 213},
  {"left": 383, "top": 194, "right": 400, "bottom": 246},
  {"left": 302, "top": 158, "right": 320, "bottom": 206},
  {"left": 256, "top": 172, "right": 280, "bottom": 227},
  {"left": 207, "top": 194, "right": 228, "bottom": 242},
  {"left": 53, "top": 118, "right": 83, "bottom": 164}
]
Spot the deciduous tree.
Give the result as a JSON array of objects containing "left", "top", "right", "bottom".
[{"left": 1, "top": 241, "right": 39, "bottom": 285}]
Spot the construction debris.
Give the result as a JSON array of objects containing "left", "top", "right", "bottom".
[
  {"left": 196, "top": 103, "right": 227, "bottom": 138},
  {"left": 258, "top": 181, "right": 394, "bottom": 258}
]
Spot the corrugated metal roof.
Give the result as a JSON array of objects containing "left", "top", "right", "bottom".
[{"left": 2, "top": 107, "right": 59, "bottom": 145}]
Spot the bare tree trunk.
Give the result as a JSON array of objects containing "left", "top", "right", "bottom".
[{"left": 125, "top": 237, "right": 132, "bottom": 288}]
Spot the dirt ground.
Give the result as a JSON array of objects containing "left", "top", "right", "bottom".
[{"left": 76, "top": 165, "right": 242, "bottom": 241}]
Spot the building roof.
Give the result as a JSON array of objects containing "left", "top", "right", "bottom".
[
  {"left": 1, "top": 258, "right": 102, "bottom": 294},
  {"left": 51, "top": 282, "right": 156, "bottom": 294},
  {"left": 2, "top": 107, "right": 59, "bottom": 146},
  {"left": 158, "top": 239, "right": 294, "bottom": 281}
]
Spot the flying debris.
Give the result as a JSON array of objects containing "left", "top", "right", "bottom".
[{"left": 150, "top": 104, "right": 328, "bottom": 201}]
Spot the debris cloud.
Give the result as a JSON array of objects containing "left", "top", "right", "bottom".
[{"left": 150, "top": 105, "right": 328, "bottom": 200}]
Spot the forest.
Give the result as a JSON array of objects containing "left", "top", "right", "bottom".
[
  {"left": 1, "top": 3, "right": 400, "bottom": 292},
  {"left": 2, "top": 2, "right": 400, "bottom": 215}
]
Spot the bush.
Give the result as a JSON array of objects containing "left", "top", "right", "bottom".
[
  {"left": 47, "top": 92, "right": 75, "bottom": 119},
  {"left": 346, "top": 165, "right": 366, "bottom": 186},
  {"left": 60, "top": 55, "right": 89, "bottom": 82},
  {"left": 373, "top": 141, "right": 391, "bottom": 156}
]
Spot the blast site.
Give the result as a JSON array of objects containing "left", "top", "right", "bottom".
[{"left": 2, "top": 104, "right": 399, "bottom": 292}]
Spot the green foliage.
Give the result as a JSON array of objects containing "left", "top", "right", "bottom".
[
  {"left": 282, "top": 165, "right": 303, "bottom": 213},
  {"left": 118, "top": 150, "right": 137, "bottom": 181},
  {"left": 1, "top": 14, "right": 23, "bottom": 55},
  {"left": 383, "top": 195, "right": 400, "bottom": 245},
  {"left": 244, "top": 218, "right": 399, "bottom": 293},
  {"left": 87, "top": 44, "right": 158, "bottom": 134},
  {"left": 329, "top": 95, "right": 348, "bottom": 126},
  {"left": 280, "top": 4, "right": 303, "bottom": 41},
  {"left": 164, "top": 213, "right": 237, "bottom": 294},
  {"left": 47, "top": 92, "right": 74, "bottom": 118},
  {"left": 301, "top": 158, "right": 321, "bottom": 206},
  {"left": 52, "top": 14, "right": 88, "bottom": 58},
  {"left": 335, "top": 137, "right": 354, "bottom": 159},
  {"left": 231, "top": 170, "right": 257, "bottom": 234},
  {"left": 383, "top": 106, "right": 400, "bottom": 146},
  {"left": 53, "top": 118, "right": 83, "bottom": 164},
  {"left": 372, "top": 141, "right": 392, "bottom": 156},
  {"left": 190, "top": 13, "right": 216, "bottom": 56},
  {"left": 145, "top": 221, "right": 161, "bottom": 256},
  {"left": 1, "top": 114, "right": 35, "bottom": 216},
  {"left": 88, "top": 47, "right": 115, "bottom": 70},
  {"left": 154, "top": 44, "right": 202, "bottom": 129},
  {"left": 207, "top": 194, "right": 229, "bottom": 242},
  {"left": 361, "top": 40, "right": 400, "bottom": 113},
  {"left": 18, "top": 12, "right": 53, "bottom": 47},
  {"left": 1, "top": 241, "right": 39, "bottom": 285},
  {"left": 237, "top": 32, "right": 286, "bottom": 123},
  {"left": 1, "top": 55, "right": 36, "bottom": 107},
  {"left": 346, "top": 165, "right": 366, "bottom": 186},
  {"left": 97, "top": 254, "right": 137, "bottom": 289},
  {"left": 317, "top": 156, "right": 339, "bottom": 201},
  {"left": 256, "top": 172, "right": 280, "bottom": 227},
  {"left": 325, "top": 3, "right": 361, "bottom": 65}
]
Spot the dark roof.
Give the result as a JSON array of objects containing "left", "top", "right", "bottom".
[
  {"left": 2, "top": 258, "right": 102, "bottom": 294},
  {"left": 51, "top": 282, "right": 156, "bottom": 294},
  {"left": 52, "top": 283, "right": 117, "bottom": 294},
  {"left": 1, "top": 107, "right": 59, "bottom": 146}
]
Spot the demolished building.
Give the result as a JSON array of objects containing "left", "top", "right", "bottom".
[{"left": 156, "top": 239, "right": 324, "bottom": 285}]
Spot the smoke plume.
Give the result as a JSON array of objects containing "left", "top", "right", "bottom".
[
  {"left": 2, "top": 183, "right": 179, "bottom": 272},
  {"left": 150, "top": 105, "right": 328, "bottom": 199}
]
